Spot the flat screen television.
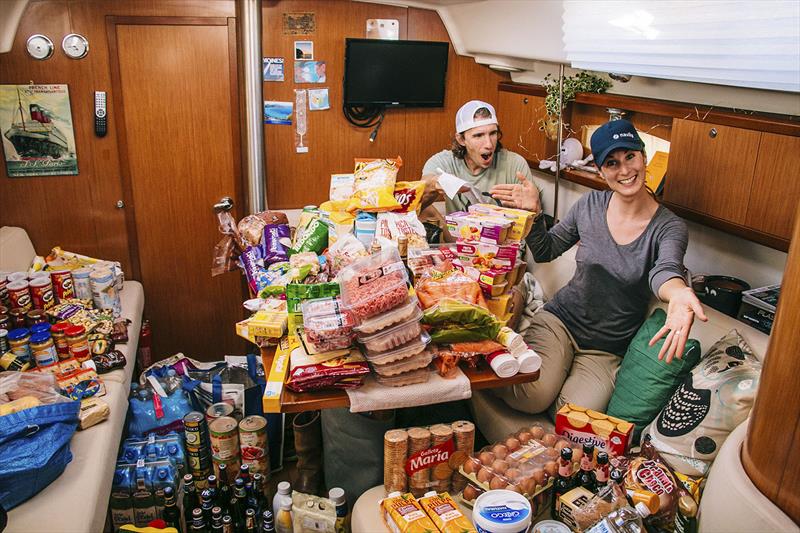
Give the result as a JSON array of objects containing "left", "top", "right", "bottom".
[{"left": 344, "top": 38, "right": 449, "bottom": 108}]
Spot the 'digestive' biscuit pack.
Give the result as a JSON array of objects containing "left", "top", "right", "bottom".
[{"left": 555, "top": 403, "right": 634, "bottom": 457}]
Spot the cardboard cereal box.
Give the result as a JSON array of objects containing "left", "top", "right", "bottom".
[{"left": 555, "top": 403, "right": 634, "bottom": 457}]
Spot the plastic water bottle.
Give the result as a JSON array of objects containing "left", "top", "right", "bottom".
[
  {"left": 272, "top": 481, "right": 291, "bottom": 521},
  {"left": 584, "top": 502, "right": 651, "bottom": 532}
]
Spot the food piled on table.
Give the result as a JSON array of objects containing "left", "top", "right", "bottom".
[
  {"left": 1, "top": 249, "right": 132, "bottom": 428},
  {"left": 219, "top": 156, "right": 542, "bottom": 404}
]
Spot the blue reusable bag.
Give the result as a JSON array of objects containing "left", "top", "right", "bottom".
[{"left": 0, "top": 400, "right": 80, "bottom": 510}]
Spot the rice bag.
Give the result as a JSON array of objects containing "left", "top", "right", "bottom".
[
  {"left": 347, "top": 157, "right": 403, "bottom": 213},
  {"left": 262, "top": 224, "right": 290, "bottom": 264}
]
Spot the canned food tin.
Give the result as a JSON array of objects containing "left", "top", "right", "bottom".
[
  {"left": 7, "top": 281, "right": 32, "bottom": 313},
  {"left": 209, "top": 416, "right": 240, "bottom": 461},
  {"left": 29, "top": 276, "right": 55, "bottom": 312},
  {"left": 239, "top": 415, "right": 270, "bottom": 476},
  {"left": 72, "top": 267, "right": 93, "bottom": 300},
  {"left": 50, "top": 269, "right": 75, "bottom": 302},
  {"left": 184, "top": 411, "right": 209, "bottom": 448},
  {"left": 206, "top": 402, "right": 235, "bottom": 423}
]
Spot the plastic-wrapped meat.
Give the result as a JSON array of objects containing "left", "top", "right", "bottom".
[{"left": 338, "top": 248, "right": 410, "bottom": 320}]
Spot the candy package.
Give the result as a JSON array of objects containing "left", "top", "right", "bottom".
[
  {"left": 347, "top": 157, "right": 403, "bottom": 213},
  {"left": 262, "top": 224, "right": 290, "bottom": 265}
]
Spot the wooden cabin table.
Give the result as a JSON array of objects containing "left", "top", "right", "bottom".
[{"left": 260, "top": 346, "right": 539, "bottom": 413}]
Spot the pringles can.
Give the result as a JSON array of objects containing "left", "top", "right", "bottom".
[
  {"left": 50, "top": 269, "right": 75, "bottom": 302},
  {"left": 7, "top": 280, "right": 32, "bottom": 313},
  {"left": 29, "top": 276, "right": 55, "bottom": 312}
]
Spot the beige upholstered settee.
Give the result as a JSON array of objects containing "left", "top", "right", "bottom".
[
  {"left": 1, "top": 226, "right": 145, "bottom": 533},
  {"left": 471, "top": 246, "right": 797, "bottom": 532}
]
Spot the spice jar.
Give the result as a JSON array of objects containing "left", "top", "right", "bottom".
[
  {"left": 30, "top": 331, "right": 58, "bottom": 367},
  {"left": 65, "top": 324, "right": 91, "bottom": 362},
  {"left": 26, "top": 308, "right": 47, "bottom": 327},
  {"left": 7, "top": 327, "right": 32, "bottom": 363},
  {"left": 51, "top": 321, "right": 72, "bottom": 359}
]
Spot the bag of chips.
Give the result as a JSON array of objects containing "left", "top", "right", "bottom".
[
  {"left": 392, "top": 181, "right": 426, "bottom": 213},
  {"left": 347, "top": 157, "right": 403, "bottom": 213}
]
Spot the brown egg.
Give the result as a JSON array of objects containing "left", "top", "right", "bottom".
[
  {"left": 555, "top": 439, "right": 570, "bottom": 451},
  {"left": 491, "top": 459, "right": 509, "bottom": 475},
  {"left": 505, "top": 483, "right": 523, "bottom": 494},
  {"left": 531, "top": 426, "right": 546, "bottom": 440},
  {"left": 505, "top": 437, "right": 521, "bottom": 451},
  {"left": 531, "top": 467, "right": 546, "bottom": 487},
  {"left": 542, "top": 433, "right": 558, "bottom": 447},
  {"left": 505, "top": 467, "right": 521, "bottom": 481},
  {"left": 479, "top": 451, "right": 495, "bottom": 466},
  {"left": 477, "top": 467, "right": 494, "bottom": 483},
  {"left": 463, "top": 456, "right": 480, "bottom": 474},
  {"left": 517, "top": 431, "right": 532, "bottom": 444},
  {"left": 492, "top": 444, "right": 509, "bottom": 460},
  {"left": 462, "top": 484, "right": 480, "bottom": 502},
  {"left": 490, "top": 475, "right": 507, "bottom": 490},
  {"left": 543, "top": 447, "right": 559, "bottom": 460},
  {"left": 544, "top": 460, "right": 558, "bottom": 477},
  {"left": 519, "top": 476, "right": 537, "bottom": 495}
]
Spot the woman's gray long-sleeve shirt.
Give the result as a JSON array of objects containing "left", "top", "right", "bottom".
[{"left": 525, "top": 190, "right": 688, "bottom": 356}]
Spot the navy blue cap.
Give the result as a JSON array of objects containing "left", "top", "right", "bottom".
[{"left": 591, "top": 119, "right": 645, "bottom": 168}]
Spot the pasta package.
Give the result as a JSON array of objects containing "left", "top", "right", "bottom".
[
  {"left": 376, "top": 211, "right": 429, "bottom": 250},
  {"left": 347, "top": 157, "right": 403, "bottom": 213}
]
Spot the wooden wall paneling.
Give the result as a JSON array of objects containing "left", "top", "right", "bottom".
[
  {"left": 570, "top": 103, "right": 673, "bottom": 145},
  {"left": 0, "top": 1, "right": 117, "bottom": 264},
  {"left": 662, "top": 119, "right": 760, "bottom": 225},
  {"left": 743, "top": 202, "right": 800, "bottom": 524},
  {"left": 262, "top": 1, "right": 507, "bottom": 208},
  {"left": 404, "top": 8, "right": 508, "bottom": 179},
  {"left": 496, "top": 91, "right": 549, "bottom": 162},
  {"left": 745, "top": 132, "right": 800, "bottom": 239}
]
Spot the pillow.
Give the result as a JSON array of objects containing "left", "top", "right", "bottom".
[
  {"left": 606, "top": 308, "right": 702, "bottom": 442},
  {"left": 643, "top": 329, "right": 761, "bottom": 476}
]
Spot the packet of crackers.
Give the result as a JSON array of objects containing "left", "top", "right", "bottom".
[
  {"left": 556, "top": 403, "right": 634, "bottom": 457},
  {"left": 380, "top": 492, "right": 439, "bottom": 533},
  {"left": 384, "top": 421, "right": 475, "bottom": 498},
  {"left": 419, "top": 491, "right": 477, "bottom": 533}
]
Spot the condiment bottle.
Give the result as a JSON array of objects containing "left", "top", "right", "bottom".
[
  {"left": 50, "top": 321, "right": 72, "bottom": 359},
  {"left": 65, "top": 324, "right": 91, "bottom": 362},
  {"left": 275, "top": 500, "right": 293, "bottom": 533},
  {"left": 328, "top": 487, "right": 350, "bottom": 533},
  {"left": 7, "top": 327, "right": 32, "bottom": 362},
  {"left": 30, "top": 331, "right": 58, "bottom": 367}
]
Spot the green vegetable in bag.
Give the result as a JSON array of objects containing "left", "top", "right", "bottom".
[{"left": 421, "top": 298, "right": 502, "bottom": 343}]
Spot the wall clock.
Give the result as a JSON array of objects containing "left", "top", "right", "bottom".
[
  {"left": 62, "top": 33, "right": 89, "bottom": 59},
  {"left": 26, "top": 34, "right": 54, "bottom": 60}
]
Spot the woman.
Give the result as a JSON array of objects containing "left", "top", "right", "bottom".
[{"left": 488, "top": 119, "right": 707, "bottom": 416}]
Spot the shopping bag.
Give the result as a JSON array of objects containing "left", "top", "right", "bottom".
[{"left": 0, "top": 400, "right": 80, "bottom": 510}]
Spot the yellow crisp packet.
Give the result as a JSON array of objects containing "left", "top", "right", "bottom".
[
  {"left": 380, "top": 492, "right": 439, "bottom": 533},
  {"left": 346, "top": 157, "right": 403, "bottom": 213},
  {"left": 419, "top": 492, "right": 477, "bottom": 533}
]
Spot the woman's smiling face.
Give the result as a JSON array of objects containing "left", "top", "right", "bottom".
[{"left": 599, "top": 149, "right": 647, "bottom": 197}]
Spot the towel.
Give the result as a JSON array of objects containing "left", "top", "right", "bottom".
[
  {"left": 486, "top": 352, "right": 519, "bottom": 378},
  {"left": 516, "top": 349, "right": 542, "bottom": 374},
  {"left": 346, "top": 368, "right": 471, "bottom": 413}
]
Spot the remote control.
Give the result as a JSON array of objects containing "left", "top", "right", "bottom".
[{"left": 94, "top": 91, "right": 107, "bottom": 137}]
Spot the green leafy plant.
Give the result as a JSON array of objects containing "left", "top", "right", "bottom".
[{"left": 542, "top": 71, "right": 612, "bottom": 117}]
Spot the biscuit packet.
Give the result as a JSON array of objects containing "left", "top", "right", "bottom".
[
  {"left": 380, "top": 492, "right": 439, "bottom": 533},
  {"left": 555, "top": 403, "right": 634, "bottom": 457},
  {"left": 418, "top": 491, "right": 477, "bottom": 533},
  {"left": 347, "top": 157, "right": 403, "bottom": 213}
]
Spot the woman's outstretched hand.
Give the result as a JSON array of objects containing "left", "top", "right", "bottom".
[{"left": 649, "top": 284, "right": 708, "bottom": 363}]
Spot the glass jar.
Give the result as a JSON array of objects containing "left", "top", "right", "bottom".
[
  {"left": 65, "top": 324, "right": 90, "bottom": 362},
  {"left": 50, "top": 321, "right": 72, "bottom": 359},
  {"left": 10, "top": 307, "right": 27, "bottom": 328},
  {"left": 26, "top": 308, "right": 47, "bottom": 327},
  {"left": 30, "top": 331, "right": 58, "bottom": 367},
  {"left": 7, "top": 327, "right": 32, "bottom": 363}
]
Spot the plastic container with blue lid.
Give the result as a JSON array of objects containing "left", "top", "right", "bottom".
[{"left": 473, "top": 489, "right": 532, "bottom": 533}]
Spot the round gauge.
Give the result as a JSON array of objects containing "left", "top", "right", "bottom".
[
  {"left": 26, "top": 34, "right": 54, "bottom": 60},
  {"left": 62, "top": 33, "right": 89, "bottom": 59}
]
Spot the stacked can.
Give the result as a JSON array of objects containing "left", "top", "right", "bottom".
[
  {"left": 205, "top": 402, "right": 234, "bottom": 423},
  {"left": 50, "top": 269, "right": 75, "bottom": 302},
  {"left": 29, "top": 274, "right": 55, "bottom": 312},
  {"left": 209, "top": 416, "right": 241, "bottom": 479},
  {"left": 90, "top": 268, "right": 122, "bottom": 317},
  {"left": 183, "top": 411, "right": 212, "bottom": 487},
  {"left": 239, "top": 415, "right": 270, "bottom": 478}
]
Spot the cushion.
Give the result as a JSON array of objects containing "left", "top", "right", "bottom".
[
  {"left": 607, "top": 308, "right": 702, "bottom": 441},
  {"left": 643, "top": 330, "right": 761, "bottom": 476}
]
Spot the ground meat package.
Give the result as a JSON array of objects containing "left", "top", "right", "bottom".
[
  {"left": 337, "top": 247, "right": 410, "bottom": 321},
  {"left": 384, "top": 421, "right": 475, "bottom": 498}
]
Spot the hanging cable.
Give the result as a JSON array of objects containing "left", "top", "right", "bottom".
[
  {"left": 342, "top": 103, "right": 384, "bottom": 128},
  {"left": 368, "top": 110, "right": 385, "bottom": 142}
]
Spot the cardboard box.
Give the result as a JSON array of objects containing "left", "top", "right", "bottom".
[
  {"left": 556, "top": 486, "right": 594, "bottom": 531},
  {"left": 261, "top": 336, "right": 295, "bottom": 413},
  {"left": 555, "top": 403, "right": 634, "bottom": 457}
]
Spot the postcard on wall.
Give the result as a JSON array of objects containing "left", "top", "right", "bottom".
[
  {"left": 263, "top": 57, "right": 285, "bottom": 82},
  {"left": 0, "top": 84, "right": 78, "bottom": 177},
  {"left": 294, "top": 61, "right": 326, "bottom": 83},
  {"left": 294, "top": 41, "right": 314, "bottom": 60},
  {"left": 308, "top": 88, "right": 330, "bottom": 110},
  {"left": 264, "top": 101, "right": 293, "bottom": 125},
  {"left": 283, "top": 12, "right": 315, "bottom": 35}
]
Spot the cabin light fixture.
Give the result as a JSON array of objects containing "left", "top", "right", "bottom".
[
  {"left": 488, "top": 64, "right": 523, "bottom": 73},
  {"left": 606, "top": 107, "right": 627, "bottom": 121},
  {"left": 562, "top": 0, "right": 800, "bottom": 92}
]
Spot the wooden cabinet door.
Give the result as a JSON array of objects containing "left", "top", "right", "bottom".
[
  {"left": 497, "top": 91, "right": 549, "bottom": 162},
  {"left": 663, "top": 119, "right": 761, "bottom": 225},
  {"left": 745, "top": 132, "right": 800, "bottom": 239}
]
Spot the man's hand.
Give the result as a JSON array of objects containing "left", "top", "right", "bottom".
[
  {"left": 420, "top": 173, "right": 470, "bottom": 210},
  {"left": 489, "top": 172, "right": 541, "bottom": 212}
]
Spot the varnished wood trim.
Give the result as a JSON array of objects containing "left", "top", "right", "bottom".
[
  {"left": 106, "top": 17, "right": 142, "bottom": 281},
  {"left": 106, "top": 16, "right": 229, "bottom": 26},
  {"left": 228, "top": 17, "right": 245, "bottom": 220},
  {"left": 663, "top": 201, "right": 790, "bottom": 252},
  {"left": 500, "top": 82, "right": 800, "bottom": 137}
]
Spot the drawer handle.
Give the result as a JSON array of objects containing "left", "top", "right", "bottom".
[{"left": 709, "top": 128, "right": 718, "bottom": 138}]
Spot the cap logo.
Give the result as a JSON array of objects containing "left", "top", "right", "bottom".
[
  {"left": 613, "top": 134, "right": 619, "bottom": 139},
  {"left": 615, "top": 132, "right": 635, "bottom": 140}
]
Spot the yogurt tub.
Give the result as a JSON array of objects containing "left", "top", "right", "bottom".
[{"left": 473, "top": 489, "right": 532, "bottom": 533}]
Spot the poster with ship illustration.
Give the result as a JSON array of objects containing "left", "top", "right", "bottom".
[{"left": 1, "top": 84, "right": 78, "bottom": 177}]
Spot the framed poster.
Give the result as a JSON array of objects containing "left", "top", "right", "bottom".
[{"left": 1, "top": 84, "right": 78, "bottom": 177}]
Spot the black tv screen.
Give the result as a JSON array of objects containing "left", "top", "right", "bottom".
[{"left": 344, "top": 38, "right": 449, "bottom": 108}]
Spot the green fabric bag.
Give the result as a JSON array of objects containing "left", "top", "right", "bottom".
[{"left": 607, "top": 308, "right": 702, "bottom": 442}]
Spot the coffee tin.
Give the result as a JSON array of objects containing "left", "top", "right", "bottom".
[{"left": 183, "top": 411, "right": 209, "bottom": 448}]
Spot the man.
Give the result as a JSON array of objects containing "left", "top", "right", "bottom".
[{"left": 421, "top": 99, "right": 539, "bottom": 214}]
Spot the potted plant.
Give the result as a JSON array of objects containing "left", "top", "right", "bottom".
[{"left": 539, "top": 71, "right": 612, "bottom": 140}]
